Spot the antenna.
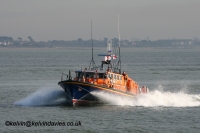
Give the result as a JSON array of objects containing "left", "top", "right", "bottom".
[
  {"left": 117, "top": 14, "right": 121, "bottom": 74},
  {"left": 89, "top": 19, "right": 96, "bottom": 69}
]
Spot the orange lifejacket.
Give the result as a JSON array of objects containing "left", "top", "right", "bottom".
[{"left": 123, "top": 74, "right": 128, "bottom": 80}]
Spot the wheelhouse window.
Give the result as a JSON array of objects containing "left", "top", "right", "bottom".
[
  {"left": 76, "top": 72, "right": 82, "bottom": 78},
  {"left": 114, "top": 74, "right": 116, "bottom": 80},
  {"left": 85, "top": 72, "right": 93, "bottom": 78},
  {"left": 76, "top": 71, "right": 107, "bottom": 79},
  {"left": 109, "top": 73, "right": 113, "bottom": 79},
  {"left": 117, "top": 75, "right": 119, "bottom": 80},
  {"left": 98, "top": 73, "right": 106, "bottom": 78}
]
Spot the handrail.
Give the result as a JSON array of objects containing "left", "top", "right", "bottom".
[
  {"left": 61, "top": 73, "right": 69, "bottom": 81},
  {"left": 60, "top": 70, "right": 77, "bottom": 81}
]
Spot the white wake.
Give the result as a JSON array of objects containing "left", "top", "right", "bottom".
[
  {"left": 14, "top": 87, "right": 66, "bottom": 106},
  {"left": 91, "top": 90, "right": 200, "bottom": 107},
  {"left": 14, "top": 86, "right": 200, "bottom": 107}
]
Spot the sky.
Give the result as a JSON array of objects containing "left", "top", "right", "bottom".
[{"left": 1, "top": 0, "right": 200, "bottom": 41}]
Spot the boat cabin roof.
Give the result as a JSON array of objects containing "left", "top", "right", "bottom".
[
  {"left": 75, "top": 70, "right": 105, "bottom": 73},
  {"left": 75, "top": 70, "right": 123, "bottom": 77}
]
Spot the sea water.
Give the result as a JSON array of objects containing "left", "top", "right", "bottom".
[{"left": 0, "top": 47, "right": 200, "bottom": 133}]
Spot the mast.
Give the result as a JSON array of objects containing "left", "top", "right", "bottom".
[{"left": 89, "top": 19, "right": 96, "bottom": 69}]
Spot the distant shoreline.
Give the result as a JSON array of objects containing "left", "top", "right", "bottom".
[
  {"left": 0, "top": 47, "right": 104, "bottom": 50},
  {"left": 0, "top": 46, "right": 199, "bottom": 51}
]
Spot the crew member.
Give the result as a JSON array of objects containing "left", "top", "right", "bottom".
[{"left": 122, "top": 71, "right": 128, "bottom": 86}]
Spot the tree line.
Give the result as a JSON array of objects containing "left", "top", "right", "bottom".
[{"left": 0, "top": 36, "right": 200, "bottom": 48}]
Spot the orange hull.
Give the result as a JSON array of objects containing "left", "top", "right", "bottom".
[{"left": 74, "top": 71, "right": 139, "bottom": 95}]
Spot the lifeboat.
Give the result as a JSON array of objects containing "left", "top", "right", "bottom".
[
  {"left": 58, "top": 19, "right": 148, "bottom": 106},
  {"left": 58, "top": 43, "right": 148, "bottom": 106}
]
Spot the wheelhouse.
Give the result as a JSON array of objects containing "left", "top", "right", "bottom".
[{"left": 75, "top": 70, "right": 107, "bottom": 80}]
